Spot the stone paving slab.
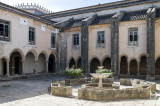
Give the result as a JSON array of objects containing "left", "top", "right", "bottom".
[{"left": 0, "top": 77, "right": 160, "bottom": 106}]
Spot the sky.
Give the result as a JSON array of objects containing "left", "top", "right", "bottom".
[{"left": 0, "top": 0, "right": 120, "bottom": 12}]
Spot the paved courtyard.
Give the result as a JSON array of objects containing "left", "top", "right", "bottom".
[{"left": 0, "top": 77, "right": 160, "bottom": 106}]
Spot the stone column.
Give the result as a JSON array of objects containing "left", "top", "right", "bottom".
[
  {"left": 81, "top": 15, "right": 96, "bottom": 75},
  {"left": 21, "top": 61, "right": 25, "bottom": 75},
  {"left": 35, "top": 61, "right": 38, "bottom": 74},
  {"left": 137, "top": 61, "right": 140, "bottom": 76},
  {"left": 111, "top": 12, "right": 125, "bottom": 76},
  {"left": 6, "top": 61, "right": 10, "bottom": 77},
  {"left": 118, "top": 60, "right": 121, "bottom": 76},
  {"left": 127, "top": 61, "right": 130, "bottom": 77},
  {"left": 0, "top": 59, "right": 1, "bottom": 76},
  {"left": 55, "top": 18, "right": 73, "bottom": 75},
  {"left": 55, "top": 61, "right": 58, "bottom": 75},
  {"left": 146, "top": 7, "right": 156, "bottom": 80},
  {"left": 46, "top": 61, "right": 48, "bottom": 73},
  {"left": 58, "top": 32, "right": 68, "bottom": 75},
  {"left": 11, "top": 56, "right": 15, "bottom": 75}
]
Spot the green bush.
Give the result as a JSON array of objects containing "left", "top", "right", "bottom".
[
  {"left": 65, "top": 68, "right": 84, "bottom": 78},
  {"left": 96, "top": 69, "right": 113, "bottom": 77}
]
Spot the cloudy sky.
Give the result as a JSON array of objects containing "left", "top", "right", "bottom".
[{"left": 0, "top": 0, "right": 120, "bottom": 12}]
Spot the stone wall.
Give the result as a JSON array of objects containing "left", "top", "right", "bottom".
[
  {"left": 65, "top": 78, "right": 87, "bottom": 86},
  {"left": 78, "top": 87, "right": 151, "bottom": 101},
  {"left": 50, "top": 83, "right": 72, "bottom": 97}
]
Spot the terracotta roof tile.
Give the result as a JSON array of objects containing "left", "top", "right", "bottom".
[{"left": 121, "top": 10, "right": 147, "bottom": 21}]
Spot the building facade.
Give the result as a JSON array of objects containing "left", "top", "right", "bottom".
[{"left": 0, "top": 0, "right": 160, "bottom": 79}]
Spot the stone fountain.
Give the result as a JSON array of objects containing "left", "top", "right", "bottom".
[{"left": 90, "top": 66, "right": 111, "bottom": 88}]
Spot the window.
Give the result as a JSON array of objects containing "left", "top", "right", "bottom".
[
  {"left": 97, "top": 31, "right": 105, "bottom": 48},
  {"left": 128, "top": 28, "right": 138, "bottom": 46},
  {"left": 51, "top": 33, "right": 56, "bottom": 48},
  {"left": 29, "top": 27, "right": 35, "bottom": 45},
  {"left": 0, "top": 20, "right": 10, "bottom": 42},
  {"left": 72, "top": 33, "right": 79, "bottom": 48}
]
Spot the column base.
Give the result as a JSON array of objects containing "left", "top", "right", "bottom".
[
  {"left": 113, "top": 71, "right": 118, "bottom": 76},
  {"left": 5, "top": 74, "right": 10, "bottom": 78},
  {"left": 127, "top": 72, "right": 130, "bottom": 77},
  {"left": 146, "top": 75, "right": 155, "bottom": 80}
]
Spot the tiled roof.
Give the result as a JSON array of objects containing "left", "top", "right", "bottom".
[
  {"left": 121, "top": 10, "right": 147, "bottom": 21},
  {"left": 63, "top": 19, "right": 84, "bottom": 28},
  {"left": 156, "top": 9, "right": 160, "bottom": 18},
  {"left": 91, "top": 14, "right": 113, "bottom": 25},
  {"left": 42, "top": 0, "right": 158, "bottom": 19}
]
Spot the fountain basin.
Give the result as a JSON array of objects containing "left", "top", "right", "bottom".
[
  {"left": 78, "top": 86, "right": 151, "bottom": 101},
  {"left": 91, "top": 73, "right": 111, "bottom": 79},
  {"left": 82, "top": 83, "right": 119, "bottom": 89}
]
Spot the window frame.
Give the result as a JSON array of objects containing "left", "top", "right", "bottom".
[
  {"left": 0, "top": 19, "right": 10, "bottom": 42},
  {"left": 96, "top": 31, "right": 105, "bottom": 48},
  {"left": 28, "top": 27, "right": 36, "bottom": 45},
  {"left": 51, "top": 32, "right": 56, "bottom": 49},
  {"left": 72, "top": 33, "right": 80, "bottom": 49},
  {"left": 128, "top": 28, "right": 138, "bottom": 47}
]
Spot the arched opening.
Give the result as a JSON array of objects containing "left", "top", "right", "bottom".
[
  {"left": 120, "top": 56, "right": 128, "bottom": 74},
  {"left": 37, "top": 53, "right": 46, "bottom": 73},
  {"left": 9, "top": 51, "right": 22, "bottom": 75},
  {"left": 90, "top": 58, "right": 100, "bottom": 73},
  {"left": 139, "top": 56, "right": 147, "bottom": 75},
  {"left": 77, "top": 58, "right": 81, "bottom": 68},
  {"left": 102, "top": 57, "right": 111, "bottom": 70},
  {"left": 69, "top": 58, "right": 76, "bottom": 68},
  {"left": 1, "top": 58, "right": 7, "bottom": 76},
  {"left": 24, "top": 52, "right": 36, "bottom": 74},
  {"left": 48, "top": 54, "right": 56, "bottom": 73},
  {"left": 130, "top": 59, "right": 137, "bottom": 75},
  {"left": 155, "top": 57, "right": 160, "bottom": 75}
]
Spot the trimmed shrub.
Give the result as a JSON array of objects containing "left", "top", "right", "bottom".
[{"left": 65, "top": 68, "right": 84, "bottom": 78}]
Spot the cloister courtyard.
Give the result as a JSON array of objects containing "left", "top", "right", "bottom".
[{"left": 0, "top": 76, "right": 160, "bottom": 106}]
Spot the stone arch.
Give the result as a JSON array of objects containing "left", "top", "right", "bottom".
[
  {"left": 69, "top": 58, "right": 76, "bottom": 68},
  {"left": 102, "top": 57, "right": 111, "bottom": 70},
  {"left": 130, "top": 59, "right": 138, "bottom": 75},
  {"left": 155, "top": 57, "right": 160, "bottom": 75},
  {"left": 9, "top": 50, "right": 23, "bottom": 75},
  {"left": 10, "top": 48, "right": 25, "bottom": 61},
  {"left": 139, "top": 54, "right": 147, "bottom": 62},
  {"left": 76, "top": 57, "right": 81, "bottom": 69},
  {"left": 120, "top": 56, "right": 128, "bottom": 74},
  {"left": 26, "top": 49, "right": 38, "bottom": 61},
  {"left": 139, "top": 55, "right": 147, "bottom": 75},
  {"left": 0, "top": 56, "right": 9, "bottom": 62},
  {"left": 24, "top": 52, "right": 36, "bottom": 74},
  {"left": 90, "top": 58, "right": 100, "bottom": 73},
  {"left": 50, "top": 51, "right": 57, "bottom": 62},
  {"left": 156, "top": 55, "right": 160, "bottom": 62},
  {"left": 90, "top": 56, "right": 101, "bottom": 65},
  {"left": 48, "top": 54, "right": 56, "bottom": 73},
  {"left": 37, "top": 53, "right": 46, "bottom": 73},
  {"left": 120, "top": 54, "right": 128, "bottom": 62},
  {"left": 38, "top": 50, "right": 48, "bottom": 61}
]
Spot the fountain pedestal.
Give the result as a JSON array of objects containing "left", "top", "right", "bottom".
[{"left": 91, "top": 73, "right": 111, "bottom": 88}]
